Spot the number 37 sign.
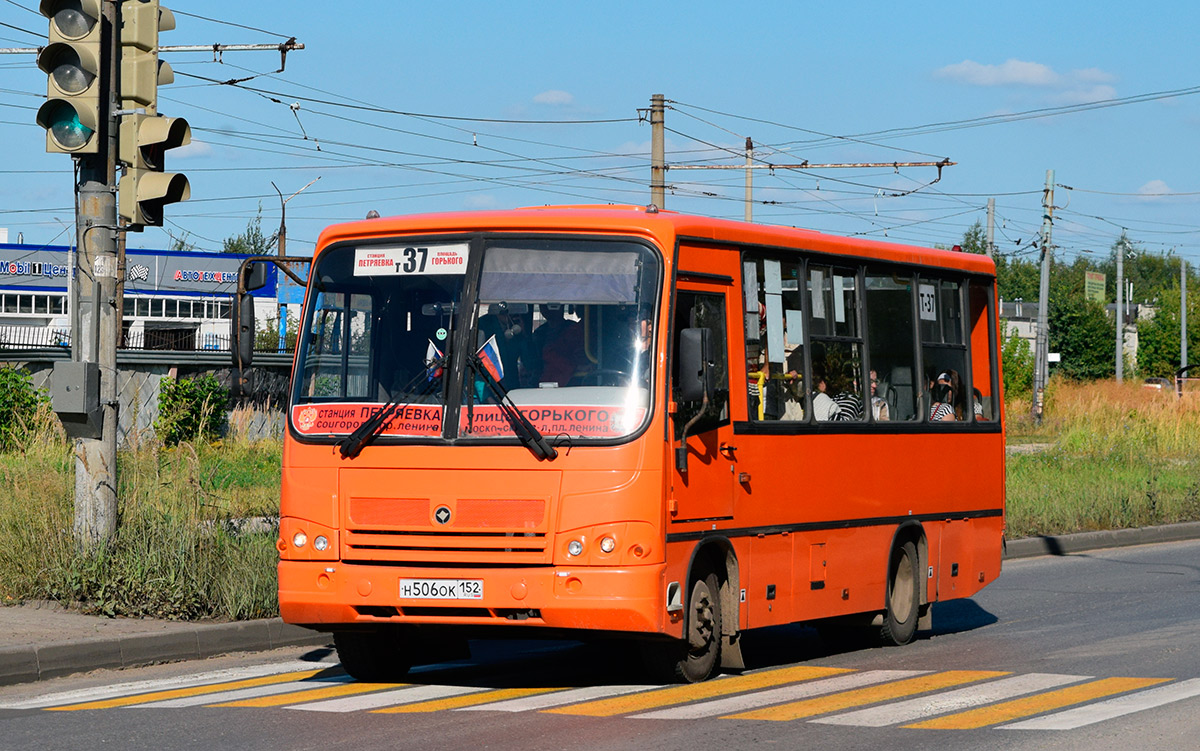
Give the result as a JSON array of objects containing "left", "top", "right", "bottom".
[{"left": 354, "top": 243, "right": 470, "bottom": 276}]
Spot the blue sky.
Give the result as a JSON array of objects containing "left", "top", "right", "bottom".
[{"left": 3, "top": 1, "right": 1199, "bottom": 273}]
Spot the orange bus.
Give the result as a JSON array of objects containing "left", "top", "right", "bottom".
[{"left": 270, "top": 205, "right": 1005, "bottom": 683}]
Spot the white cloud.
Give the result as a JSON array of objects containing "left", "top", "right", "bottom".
[
  {"left": 532, "top": 90, "right": 574, "bottom": 106},
  {"left": 935, "top": 59, "right": 1060, "bottom": 87},
  {"left": 173, "top": 140, "right": 214, "bottom": 159},
  {"left": 1048, "top": 84, "right": 1117, "bottom": 106},
  {"left": 1071, "top": 67, "right": 1117, "bottom": 84},
  {"left": 1136, "top": 179, "right": 1173, "bottom": 200}
]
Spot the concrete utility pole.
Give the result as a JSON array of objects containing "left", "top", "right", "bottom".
[
  {"left": 1116, "top": 236, "right": 1125, "bottom": 383},
  {"left": 744, "top": 137, "right": 753, "bottom": 223},
  {"left": 1183, "top": 258, "right": 1188, "bottom": 370},
  {"left": 650, "top": 94, "right": 665, "bottom": 209},
  {"left": 986, "top": 197, "right": 996, "bottom": 258},
  {"left": 1032, "top": 170, "right": 1054, "bottom": 425},
  {"left": 73, "top": 0, "right": 121, "bottom": 547}
]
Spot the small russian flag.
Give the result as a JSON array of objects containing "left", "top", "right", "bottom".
[
  {"left": 476, "top": 334, "right": 504, "bottom": 382},
  {"left": 425, "top": 339, "right": 444, "bottom": 380}
]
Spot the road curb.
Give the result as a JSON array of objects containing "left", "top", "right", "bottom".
[
  {"left": 0, "top": 617, "right": 329, "bottom": 687},
  {"left": 1004, "top": 521, "right": 1200, "bottom": 559},
  {"left": 5, "top": 522, "right": 1200, "bottom": 687}
]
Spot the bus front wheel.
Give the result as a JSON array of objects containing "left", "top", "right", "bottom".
[
  {"left": 644, "top": 571, "right": 723, "bottom": 683},
  {"left": 880, "top": 540, "right": 920, "bottom": 646},
  {"left": 334, "top": 629, "right": 412, "bottom": 682}
]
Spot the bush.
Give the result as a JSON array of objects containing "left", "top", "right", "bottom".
[
  {"left": 0, "top": 366, "right": 49, "bottom": 452},
  {"left": 155, "top": 374, "right": 229, "bottom": 445}
]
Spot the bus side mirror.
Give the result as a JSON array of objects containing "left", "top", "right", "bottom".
[
  {"left": 245, "top": 260, "right": 269, "bottom": 292},
  {"left": 678, "top": 327, "right": 713, "bottom": 402},
  {"left": 232, "top": 260, "right": 264, "bottom": 371}
]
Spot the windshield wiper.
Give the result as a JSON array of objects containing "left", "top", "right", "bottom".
[
  {"left": 338, "top": 362, "right": 442, "bottom": 460},
  {"left": 469, "top": 355, "right": 558, "bottom": 462}
]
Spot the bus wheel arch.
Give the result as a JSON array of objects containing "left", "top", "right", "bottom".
[
  {"left": 661, "top": 538, "right": 740, "bottom": 681},
  {"left": 881, "top": 523, "right": 927, "bottom": 646}
]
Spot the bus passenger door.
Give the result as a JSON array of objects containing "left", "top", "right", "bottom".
[{"left": 670, "top": 279, "right": 736, "bottom": 523}]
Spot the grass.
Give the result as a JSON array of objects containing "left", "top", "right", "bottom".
[
  {"left": 1, "top": 383, "right": 1198, "bottom": 620},
  {"left": 1004, "top": 380, "right": 1200, "bottom": 538},
  {"left": 0, "top": 404, "right": 281, "bottom": 620}
]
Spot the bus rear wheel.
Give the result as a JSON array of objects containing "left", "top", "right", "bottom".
[
  {"left": 334, "top": 629, "right": 412, "bottom": 682},
  {"left": 880, "top": 540, "right": 920, "bottom": 646}
]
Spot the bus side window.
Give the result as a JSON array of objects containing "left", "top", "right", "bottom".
[
  {"left": 672, "top": 290, "right": 729, "bottom": 437},
  {"left": 865, "top": 269, "right": 918, "bottom": 421},
  {"left": 744, "top": 256, "right": 805, "bottom": 422},
  {"left": 968, "top": 281, "right": 999, "bottom": 422}
]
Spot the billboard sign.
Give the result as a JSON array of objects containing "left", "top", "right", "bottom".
[{"left": 0, "top": 244, "right": 278, "bottom": 297}]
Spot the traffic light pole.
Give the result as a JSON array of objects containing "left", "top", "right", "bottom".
[{"left": 72, "top": 0, "right": 120, "bottom": 548}]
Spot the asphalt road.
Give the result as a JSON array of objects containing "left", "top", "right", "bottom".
[{"left": 2, "top": 539, "right": 1198, "bottom": 751}]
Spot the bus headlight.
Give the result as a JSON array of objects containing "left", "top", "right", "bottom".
[
  {"left": 313, "top": 535, "right": 329, "bottom": 552},
  {"left": 599, "top": 536, "right": 616, "bottom": 554},
  {"left": 567, "top": 539, "right": 584, "bottom": 557},
  {"left": 292, "top": 531, "right": 308, "bottom": 549}
]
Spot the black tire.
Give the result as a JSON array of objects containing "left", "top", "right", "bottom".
[
  {"left": 644, "top": 571, "right": 722, "bottom": 683},
  {"left": 334, "top": 629, "right": 412, "bottom": 682},
  {"left": 880, "top": 540, "right": 920, "bottom": 646}
]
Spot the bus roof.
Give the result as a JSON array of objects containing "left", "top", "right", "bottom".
[{"left": 315, "top": 205, "right": 996, "bottom": 276}]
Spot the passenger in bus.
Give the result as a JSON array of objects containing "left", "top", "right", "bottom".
[
  {"left": 811, "top": 364, "right": 838, "bottom": 421},
  {"left": 532, "top": 303, "right": 586, "bottom": 387},
  {"left": 869, "top": 369, "right": 890, "bottom": 421},
  {"left": 830, "top": 365, "right": 864, "bottom": 421},
  {"left": 477, "top": 304, "right": 533, "bottom": 390},
  {"left": 929, "top": 370, "right": 963, "bottom": 421}
]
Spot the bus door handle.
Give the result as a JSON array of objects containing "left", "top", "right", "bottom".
[{"left": 719, "top": 443, "right": 737, "bottom": 459}]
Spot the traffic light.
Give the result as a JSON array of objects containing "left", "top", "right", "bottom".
[
  {"left": 117, "top": 1, "right": 190, "bottom": 230},
  {"left": 118, "top": 114, "right": 190, "bottom": 228},
  {"left": 36, "top": 0, "right": 104, "bottom": 154}
]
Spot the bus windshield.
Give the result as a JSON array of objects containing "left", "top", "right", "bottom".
[{"left": 291, "top": 237, "right": 661, "bottom": 444}]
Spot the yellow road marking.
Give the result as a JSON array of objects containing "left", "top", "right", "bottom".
[
  {"left": 546, "top": 666, "right": 852, "bottom": 717},
  {"left": 373, "top": 687, "right": 561, "bottom": 713},
  {"left": 906, "top": 676, "right": 1172, "bottom": 729},
  {"left": 208, "top": 681, "right": 406, "bottom": 708},
  {"left": 46, "top": 669, "right": 329, "bottom": 711},
  {"left": 726, "top": 670, "right": 1008, "bottom": 721}
]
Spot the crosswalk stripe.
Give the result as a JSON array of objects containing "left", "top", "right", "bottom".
[
  {"left": 812, "top": 673, "right": 1088, "bottom": 727},
  {"left": 906, "top": 677, "right": 1172, "bottom": 729},
  {"left": 457, "top": 684, "right": 661, "bottom": 712},
  {"left": 999, "top": 677, "right": 1200, "bottom": 730},
  {"left": 726, "top": 670, "right": 1008, "bottom": 721},
  {"left": 44, "top": 669, "right": 332, "bottom": 711},
  {"left": 208, "top": 681, "right": 406, "bottom": 708},
  {"left": 633, "top": 670, "right": 926, "bottom": 720},
  {"left": 130, "top": 676, "right": 354, "bottom": 708},
  {"left": 288, "top": 684, "right": 491, "bottom": 713},
  {"left": 545, "top": 666, "right": 851, "bottom": 717},
  {"left": 0, "top": 661, "right": 326, "bottom": 710},
  {"left": 372, "top": 687, "right": 561, "bottom": 713}
]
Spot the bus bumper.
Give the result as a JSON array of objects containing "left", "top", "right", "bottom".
[{"left": 278, "top": 560, "right": 669, "bottom": 635}]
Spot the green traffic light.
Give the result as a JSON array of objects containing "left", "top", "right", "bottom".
[{"left": 42, "top": 100, "right": 94, "bottom": 150}]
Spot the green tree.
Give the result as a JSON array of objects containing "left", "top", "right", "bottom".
[
  {"left": 1000, "top": 323, "right": 1034, "bottom": 397},
  {"left": 960, "top": 220, "right": 988, "bottom": 255},
  {"left": 167, "top": 231, "right": 197, "bottom": 252},
  {"left": 222, "top": 204, "right": 275, "bottom": 255},
  {"left": 1048, "top": 292, "right": 1114, "bottom": 381},
  {"left": 0, "top": 366, "right": 48, "bottom": 451},
  {"left": 155, "top": 374, "right": 229, "bottom": 445},
  {"left": 994, "top": 252, "right": 1040, "bottom": 302},
  {"left": 1137, "top": 285, "right": 1199, "bottom": 378}
]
